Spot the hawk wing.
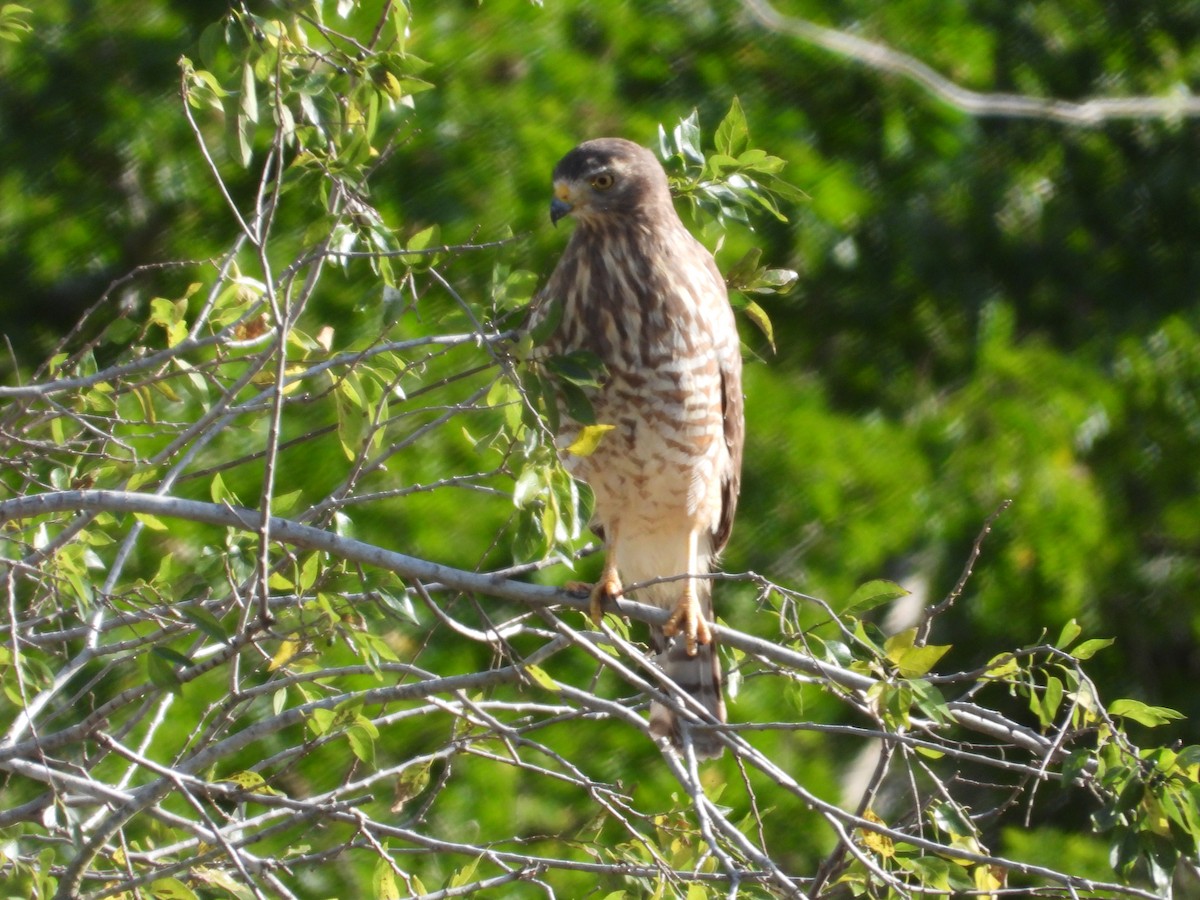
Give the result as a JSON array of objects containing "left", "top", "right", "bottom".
[
  {"left": 705, "top": 254, "right": 743, "bottom": 557},
  {"left": 714, "top": 349, "right": 743, "bottom": 555}
]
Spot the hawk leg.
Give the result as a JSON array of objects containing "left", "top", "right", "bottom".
[
  {"left": 588, "top": 562, "right": 622, "bottom": 626},
  {"left": 662, "top": 585, "right": 712, "bottom": 657},
  {"left": 568, "top": 521, "right": 622, "bottom": 626},
  {"left": 661, "top": 528, "right": 712, "bottom": 657},
  {"left": 564, "top": 571, "right": 622, "bottom": 624}
]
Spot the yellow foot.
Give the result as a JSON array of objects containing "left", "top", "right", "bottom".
[
  {"left": 587, "top": 574, "right": 622, "bottom": 626},
  {"left": 662, "top": 594, "right": 712, "bottom": 657}
]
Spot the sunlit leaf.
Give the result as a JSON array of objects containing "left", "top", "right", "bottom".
[
  {"left": 134, "top": 512, "right": 169, "bottom": 532},
  {"left": 843, "top": 579, "right": 909, "bottom": 616},
  {"left": 1070, "top": 637, "right": 1114, "bottom": 660},
  {"left": 565, "top": 423, "right": 615, "bottom": 456},
  {"left": 857, "top": 809, "right": 894, "bottom": 858},
  {"left": 449, "top": 855, "right": 483, "bottom": 889},
  {"left": 1109, "top": 698, "right": 1185, "bottom": 728},
  {"left": 714, "top": 96, "right": 749, "bottom": 159},
  {"left": 523, "top": 663, "right": 561, "bottom": 692},
  {"left": 217, "top": 770, "right": 282, "bottom": 796},
  {"left": 401, "top": 224, "right": 441, "bottom": 267},
  {"left": 346, "top": 722, "right": 377, "bottom": 766},
  {"left": 1055, "top": 618, "right": 1082, "bottom": 650},
  {"left": 884, "top": 628, "right": 950, "bottom": 678}
]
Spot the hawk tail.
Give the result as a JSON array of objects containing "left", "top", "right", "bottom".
[{"left": 648, "top": 624, "right": 726, "bottom": 759}]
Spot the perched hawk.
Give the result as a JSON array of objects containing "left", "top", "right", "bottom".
[{"left": 536, "top": 138, "right": 744, "bottom": 758}]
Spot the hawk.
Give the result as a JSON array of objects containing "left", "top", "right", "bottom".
[{"left": 536, "top": 138, "right": 744, "bottom": 758}]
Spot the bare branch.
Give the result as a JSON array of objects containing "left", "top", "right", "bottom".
[{"left": 740, "top": 0, "right": 1200, "bottom": 124}]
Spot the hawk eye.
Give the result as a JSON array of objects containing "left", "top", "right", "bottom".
[{"left": 591, "top": 172, "right": 615, "bottom": 191}]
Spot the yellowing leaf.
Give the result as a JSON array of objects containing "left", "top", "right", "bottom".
[
  {"left": 193, "top": 866, "right": 246, "bottom": 892},
  {"left": 373, "top": 855, "right": 401, "bottom": 900},
  {"left": 523, "top": 663, "right": 561, "bottom": 692},
  {"left": 857, "top": 809, "right": 894, "bottom": 858},
  {"left": 391, "top": 759, "right": 433, "bottom": 812},
  {"left": 565, "top": 423, "right": 615, "bottom": 456},
  {"left": 884, "top": 628, "right": 950, "bottom": 677},
  {"left": 741, "top": 300, "right": 775, "bottom": 353},
  {"left": 133, "top": 512, "right": 169, "bottom": 532},
  {"left": 217, "top": 770, "right": 282, "bottom": 796},
  {"left": 983, "top": 653, "right": 1020, "bottom": 680},
  {"left": 974, "top": 863, "right": 1005, "bottom": 899},
  {"left": 268, "top": 635, "right": 303, "bottom": 671}
]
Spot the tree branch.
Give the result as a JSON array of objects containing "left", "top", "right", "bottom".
[{"left": 740, "top": 0, "right": 1200, "bottom": 124}]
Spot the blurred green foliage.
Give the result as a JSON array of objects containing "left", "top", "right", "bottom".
[{"left": 3, "top": 0, "right": 1200, "bottom": 896}]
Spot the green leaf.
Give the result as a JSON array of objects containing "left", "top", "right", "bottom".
[
  {"left": 346, "top": 723, "right": 377, "bottom": 766},
  {"left": 373, "top": 853, "right": 401, "bottom": 900},
  {"left": 153, "top": 646, "right": 193, "bottom": 667},
  {"left": 401, "top": 224, "right": 441, "bottom": 266},
  {"left": 884, "top": 628, "right": 950, "bottom": 678},
  {"left": 1109, "top": 698, "right": 1185, "bottom": 728},
  {"left": 1070, "top": 637, "right": 1114, "bottom": 660},
  {"left": 217, "top": 770, "right": 282, "bottom": 796},
  {"left": 983, "top": 652, "right": 1021, "bottom": 679},
  {"left": 529, "top": 296, "right": 564, "bottom": 346},
  {"left": 545, "top": 350, "right": 605, "bottom": 387},
  {"left": 134, "top": 512, "right": 169, "bottom": 532},
  {"left": 148, "top": 878, "right": 199, "bottom": 900},
  {"left": 910, "top": 678, "right": 952, "bottom": 725},
  {"left": 843, "top": 579, "right": 909, "bottom": 616},
  {"left": 748, "top": 268, "right": 799, "bottom": 294},
  {"left": 512, "top": 467, "right": 543, "bottom": 507},
  {"left": 741, "top": 300, "right": 776, "bottom": 352},
  {"left": 672, "top": 109, "right": 703, "bottom": 164},
  {"left": 147, "top": 651, "right": 183, "bottom": 693},
  {"left": 558, "top": 380, "right": 596, "bottom": 424},
  {"left": 209, "top": 471, "right": 235, "bottom": 505},
  {"left": 931, "top": 801, "right": 976, "bottom": 839},
  {"left": 1043, "top": 674, "right": 1064, "bottom": 722},
  {"left": 1055, "top": 618, "right": 1082, "bottom": 650},
  {"left": 448, "top": 855, "right": 483, "bottom": 889},
  {"left": 298, "top": 552, "right": 320, "bottom": 593},
  {"left": 724, "top": 247, "right": 763, "bottom": 290},
  {"left": 240, "top": 59, "right": 258, "bottom": 124},
  {"left": 714, "top": 96, "right": 749, "bottom": 159}
]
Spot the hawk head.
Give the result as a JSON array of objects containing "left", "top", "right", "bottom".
[{"left": 549, "top": 138, "right": 673, "bottom": 227}]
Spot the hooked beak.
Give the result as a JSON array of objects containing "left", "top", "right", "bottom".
[
  {"left": 550, "top": 197, "right": 573, "bottom": 226},
  {"left": 550, "top": 182, "right": 574, "bottom": 226}
]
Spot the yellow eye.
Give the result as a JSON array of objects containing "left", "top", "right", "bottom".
[{"left": 591, "top": 172, "right": 614, "bottom": 190}]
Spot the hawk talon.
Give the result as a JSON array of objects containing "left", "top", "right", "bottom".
[
  {"left": 588, "top": 575, "right": 622, "bottom": 626},
  {"left": 662, "top": 595, "right": 712, "bottom": 657}
]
